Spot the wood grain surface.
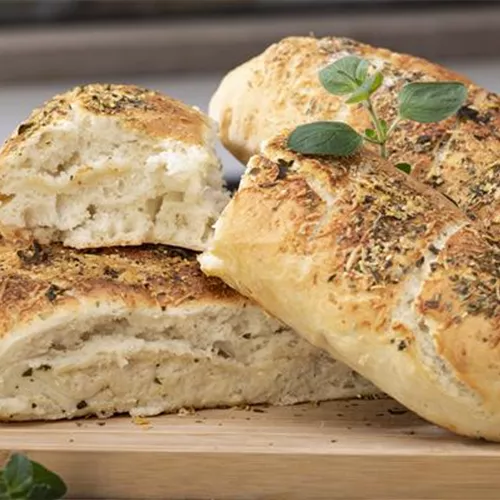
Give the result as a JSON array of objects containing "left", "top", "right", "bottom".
[{"left": 1, "top": 398, "right": 499, "bottom": 499}]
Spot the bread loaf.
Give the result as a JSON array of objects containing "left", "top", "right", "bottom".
[
  {"left": 209, "top": 36, "right": 499, "bottom": 237},
  {"left": 0, "top": 84, "right": 229, "bottom": 251},
  {"left": 0, "top": 233, "right": 377, "bottom": 421},
  {"left": 200, "top": 133, "right": 500, "bottom": 440}
]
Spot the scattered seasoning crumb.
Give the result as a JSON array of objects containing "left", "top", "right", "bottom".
[
  {"left": 76, "top": 400, "right": 88, "bottom": 410},
  {"left": 388, "top": 408, "right": 408, "bottom": 415},
  {"left": 276, "top": 158, "right": 293, "bottom": 180},
  {"left": 37, "top": 364, "right": 52, "bottom": 371},
  {"left": 330, "top": 439, "right": 337, "bottom": 443},
  {"left": 96, "top": 422, "right": 106, "bottom": 426},
  {"left": 397, "top": 340, "right": 407, "bottom": 351},
  {"left": 31, "top": 403, "right": 37, "bottom": 409},
  {"left": 103, "top": 266, "right": 121, "bottom": 278},
  {"left": 178, "top": 407, "right": 195, "bottom": 416},
  {"left": 252, "top": 408, "right": 266, "bottom": 413},
  {"left": 132, "top": 416, "right": 151, "bottom": 427},
  {"left": 404, "top": 430, "right": 416, "bottom": 436},
  {"left": 46, "top": 284, "right": 65, "bottom": 302},
  {"left": 153, "top": 377, "right": 162, "bottom": 385},
  {"left": 69, "top": 439, "right": 74, "bottom": 443},
  {"left": 17, "top": 241, "right": 48, "bottom": 265},
  {"left": 22, "top": 368, "right": 33, "bottom": 377},
  {"left": 336, "top": 413, "right": 344, "bottom": 417},
  {"left": 428, "top": 244, "right": 440, "bottom": 255}
]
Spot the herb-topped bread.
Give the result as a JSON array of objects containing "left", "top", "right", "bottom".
[
  {"left": 200, "top": 132, "right": 500, "bottom": 441},
  {"left": 209, "top": 36, "right": 499, "bottom": 237},
  {"left": 0, "top": 84, "right": 229, "bottom": 250},
  {"left": 0, "top": 233, "right": 377, "bottom": 421}
]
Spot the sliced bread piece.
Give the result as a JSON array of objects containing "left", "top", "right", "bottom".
[
  {"left": 0, "top": 234, "right": 378, "bottom": 421},
  {"left": 0, "top": 84, "right": 229, "bottom": 250}
]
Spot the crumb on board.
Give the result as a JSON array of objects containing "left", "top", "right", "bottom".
[
  {"left": 132, "top": 416, "right": 151, "bottom": 428},
  {"left": 177, "top": 407, "right": 196, "bottom": 417}
]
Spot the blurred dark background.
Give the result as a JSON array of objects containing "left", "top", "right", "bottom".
[
  {"left": 0, "top": 0, "right": 497, "bottom": 26},
  {"left": 0, "top": 0, "right": 499, "bottom": 180}
]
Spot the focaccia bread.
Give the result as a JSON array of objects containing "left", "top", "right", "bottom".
[
  {"left": 200, "top": 132, "right": 500, "bottom": 441},
  {"left": 0, "top": 84, "right": 229, "bottom": 251},
  {"left": 0, "top": 233, "right": 377, "bottom": 421},
  {"left": 209, "top": 36, "right": 499, "bottom": 237}
]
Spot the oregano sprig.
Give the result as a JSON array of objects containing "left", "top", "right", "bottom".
[
  {"left": 0, "top": 453, "right": 67, "bottom": 499},
  {"left": 287, "top": 56, "right": 467, "bottom": 174}
]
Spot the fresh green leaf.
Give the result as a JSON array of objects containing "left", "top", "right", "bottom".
[
  {"left": 31, "top": 462, "right": 66, "bottom": 500},
  {"left": 288, "top": 121, "right": 363, "bottom": 156},
  {"left": 345, "top": 87, "right": 369, "bottom": 104},
  {"left": 0, "top": 455, "right": 66, "bottom": 500},
  {"left": 398, "top": 82, "right": 467, "bottom": 123},
  {"left": 364, "top": 128, "right": 378, "bottom": 141},
  {"left": 319, "top": 56, "right": 368, "bottom": 95},
  {"left": 369, "top": 72, "right": 384, "bottom": 94},
  {"left": 354, "top": 59, "right": 370, "bottom": 83},
  {"left": 395, "top": 162, "right": 412, "bottom": 174},
  {"left": 0, "top": 472, "right": 8, "bottom": 500},
  {"left": 29, "top": 484, "right": 56, "bottom": 500},
  {"left": 4, "top": 455, "right": 33, "bottom": 498},
  {"left": 345, "top": 72, "right": 384, "bottom": 104}
]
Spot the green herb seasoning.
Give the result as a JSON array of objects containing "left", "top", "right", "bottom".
[{"left": 288, "top": 55, "right": 467, "bottom": 173}]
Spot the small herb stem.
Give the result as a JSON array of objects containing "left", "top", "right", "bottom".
[
  {"left": 361, "top": 134, "right": 382, "bottom": 145},
  {"left": 380, "top": 141, "right": 388, "bottom": 159},
  {"left": 386, "top": 117, "right": 402, "bottom": 139},
  {"left": 365, "top": 98, "right": 387, "bottom": 158}
]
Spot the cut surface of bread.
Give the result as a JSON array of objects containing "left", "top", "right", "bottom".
[
  {"left": 0, "top": 234, "right": 378, "bottom": 421},
  {"left": 200, "top": 133, "right": 500, "bottom": 440},
  {"left": 0, "top": 84, "right": 229, "bottom": 250},
  {"left": 209, "top": 36, "right": 499, "bottom": 237}
]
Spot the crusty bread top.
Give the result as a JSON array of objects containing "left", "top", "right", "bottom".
[
  {"left": 0, "top": 231, "right": 242, "bottom": 340},
  {"left": 209, "top": 36, "right": 500, "bottom": 237},
  {"left": 2, "top": 83, "right": 212, "bottom": 157},
  {"left": 201, "top": 132, "right": 500, "bottom": 437}
]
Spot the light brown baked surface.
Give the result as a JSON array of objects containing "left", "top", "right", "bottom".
[
  {"left": 209, "top": 36, "right": 500, "bottom": 237},
  {"left": 200, "top": 132, "right": 500, "bottom": 440},
  {"left": 0, "top": 232, "right": 239, "bottom": 339},
  {"left": 2, "top": 83, "right": 210, "bottom": 157}
]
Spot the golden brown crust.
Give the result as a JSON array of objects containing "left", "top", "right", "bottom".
[
  {"left": 210, "top": 36, "right": 499, "bottom": 237},
  {"left": 0, "top": 231, "right": 242, "bottom": 340},
  {"left": 201, "top": 132, "right": 500, "bottom": 439},
  {"left": 2, "top": 83, "right": 210, "bottom": 157}
]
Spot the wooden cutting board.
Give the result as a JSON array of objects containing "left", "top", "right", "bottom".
[{"left": 1, "top": 398, "right": 500, "bottom": 500}]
